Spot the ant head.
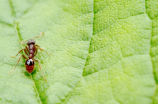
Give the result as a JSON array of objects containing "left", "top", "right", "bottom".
[{"left": 27, "top": 39, "right": 35, "bottom": 45}]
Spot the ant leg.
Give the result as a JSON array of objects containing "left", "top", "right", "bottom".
[
  {"left": 10, "top": 55, "right": 27, "bottom": 73},
  {"left": 22, "top": 55, "right": 27, "bottom": 59},
  {"left": 24, "top": 46, "right": 29, "bottom": 56},
  {"left": 34, "top": 47, "right": 38, "bottom": 56},
  {"left": 24, "top": 49, "right": 28, "bottom": 56},
  {"left": 35, "top": 45, "right": 50, "bottom": 55},
  {"left": 11, "top": 49, "right": 24, "bottom": 58},
  {"left": 33, "top": 58, "right": 47, "bottom": 82},
  {"left": 10, "top": 55, "right": 22, "bottom": 73}
]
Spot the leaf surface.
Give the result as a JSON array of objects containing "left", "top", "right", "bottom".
[{"left": 0, "top": 0, "right": 157, "bottom": 104}]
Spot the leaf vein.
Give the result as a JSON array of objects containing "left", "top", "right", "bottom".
[{"left": 62, "top": 0, "right": 95, "bottom": 103}]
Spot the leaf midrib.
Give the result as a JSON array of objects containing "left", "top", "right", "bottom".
[
  {"left": 62, "top": 0, "right": 95, "bottom": 103},
  {"left": 8, "top": 0, "right": 43, "bottom": 103},
  {"left": 145, "top": 1, "right": 157, "bottom": 104}
]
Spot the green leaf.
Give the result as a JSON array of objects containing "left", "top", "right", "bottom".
[{"left": 0, "top": 0, "right": 157, "bottom": 104}]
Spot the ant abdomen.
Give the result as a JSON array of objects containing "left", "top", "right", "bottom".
[{"left": 25, "top": 59, "right": 34, "bottom": 73}]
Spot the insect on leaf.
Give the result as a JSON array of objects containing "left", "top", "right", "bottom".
[{"left": 0, "top": 0, "right": 157, "bottom": 104}]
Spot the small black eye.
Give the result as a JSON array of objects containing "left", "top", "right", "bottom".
[{"left": 25, "top": 59, "right": 34, "bottom": 66}]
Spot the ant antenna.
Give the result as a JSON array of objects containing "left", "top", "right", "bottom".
[
  {"left": 21, "top": 32, "right": 44, "bottom": 45},
  {"left": 33, "top": 32, "right": 44, "bottom": 39}
]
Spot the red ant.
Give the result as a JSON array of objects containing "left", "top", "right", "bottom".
[{"left": 10, "top": 32, "right": 48, "bottom": 81}]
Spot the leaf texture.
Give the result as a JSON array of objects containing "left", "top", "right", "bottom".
[{"left": 0, "top": 0, "right": 157, "bottom": 104}]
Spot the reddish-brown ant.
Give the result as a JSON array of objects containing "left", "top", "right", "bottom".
[{"left": 10, "top": 32, "right": 48, "bottom": 81}]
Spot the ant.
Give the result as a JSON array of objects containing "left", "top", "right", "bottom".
[{"left": 10, "top": 32, "right": 48, "bottom": 81}]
